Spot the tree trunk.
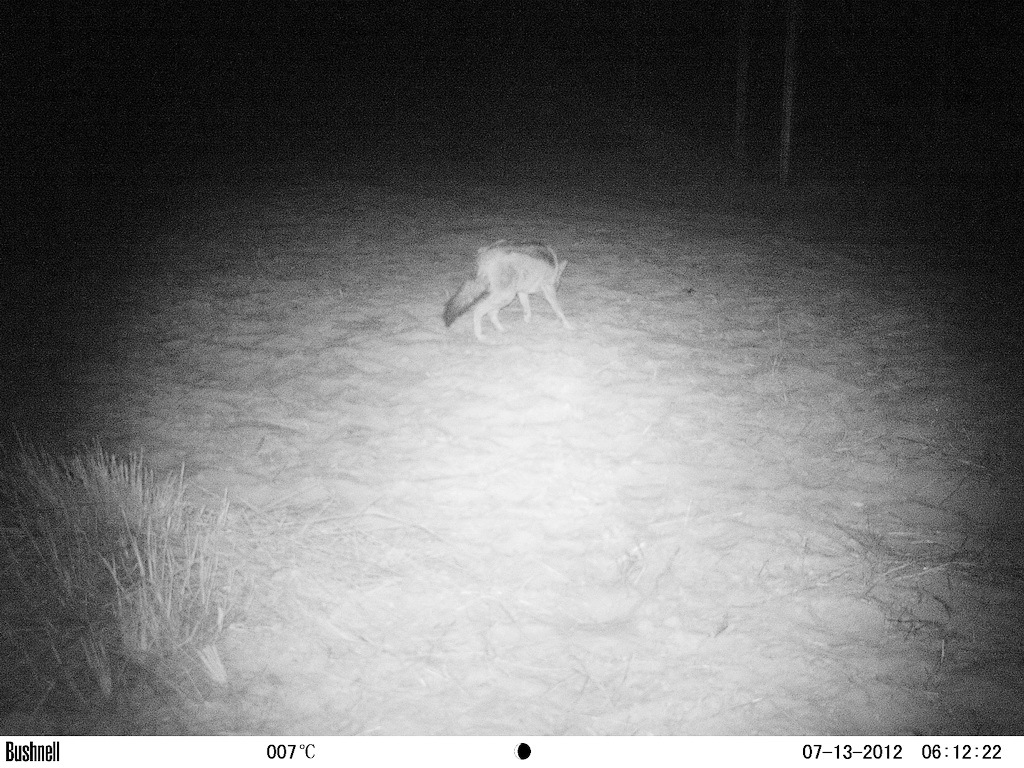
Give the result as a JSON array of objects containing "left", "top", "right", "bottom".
[
  {"left": 733, "top": 0, "right": 751, "bottom": 162},
  {"left": 779, "top": 0, "right": 799, "bottom": 184}
]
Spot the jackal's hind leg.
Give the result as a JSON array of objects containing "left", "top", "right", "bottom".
[{"left": 517, "top": 292, "right": 533, "bottom": 322}]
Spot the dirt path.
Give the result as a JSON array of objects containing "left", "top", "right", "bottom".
[{"left": 19, "top": 161, "right": 1023, "bottom": 734}]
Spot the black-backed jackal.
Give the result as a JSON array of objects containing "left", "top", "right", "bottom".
[{"left": 443, "top": 240, "right": 575, "bottom": 341}]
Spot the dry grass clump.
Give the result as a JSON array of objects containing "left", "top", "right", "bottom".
[{"left": 0, "top": 440, "right": 241, "bottom": 727}]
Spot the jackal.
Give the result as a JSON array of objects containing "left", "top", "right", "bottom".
[{"left": 443, "top": 240, "right": 575, "bottom": 341}]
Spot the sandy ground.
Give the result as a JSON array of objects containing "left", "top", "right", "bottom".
[{"left": 6, "top": 150, "right": 1023, "bottom": 735}]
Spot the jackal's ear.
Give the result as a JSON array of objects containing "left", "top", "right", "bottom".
[{"left": 556, "top": 261, "right": 568, "bottom": 278}]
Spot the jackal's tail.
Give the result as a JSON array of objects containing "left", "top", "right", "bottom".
[{"left": 443, "top": 275, "right": 489, "bottom": 327}]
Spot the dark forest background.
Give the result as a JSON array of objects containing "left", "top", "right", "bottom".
[{"left": 3, "top": 1, "right": 1022, "bottom": 274}]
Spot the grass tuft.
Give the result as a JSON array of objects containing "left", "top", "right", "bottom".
[{"left": 0, "top": 439, "right": 241, "bottom": 725}]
